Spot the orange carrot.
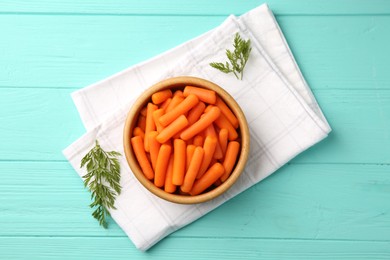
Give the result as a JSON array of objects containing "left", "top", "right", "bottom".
[
  {"left": 214, "top": 179, "right": 222, "bottom": 187},
  {"left": 179, "top": 190, "right": 189, "bottom": 195},
  {"left": 187, "top": 101, "right": 206, "bottom": 125},
  {"left": 181, "top": 147, "right": 204, "bottom": 193},
  {"left": 131, "top": 136, "right": 154, "bottom": 180},
  {"left": 152, "top": 108, "right": 165, "bottom": 133},
  {"left": 164, "top": 156, "right": 176, "bottom": 193},
  {"left": 203, "top": 105, "right": 212, "bottom": 113},
  {"left": 186, "top": 137, "right": 193, "bottom": 145},
  {"left": 156, "top": 115, "right": 189, "bottom": 144},
  {"left": 180, "top": 106, "right": 221, "bottom": 140},
  {"left": 186, "top": 145, "right": 196, "bottom": 171},
  {"left": 210, "top": 157, "right": 218, "bottom": 166},
  {"left": 219, "top": 128, "right": 228, "bottom": 156},
  {"left": 160, "top": 97, "right": 171, "bottom": 111},
  {"left": 148, "top": 131, "right": 160, "bottom": 171},
  {"left": 159, "top": 94, "right": 199, "bottom": 127},
  {"left": 172, "top": 139, "right": 186, "bottom": 186},
  {"left": 166, "top": 95, "right": 184, "bottom": 113},
  {"left": 193, "top": 135, "right": 204, "bottom": 147},
  {"left": 154, "top": 144, "right": 172, "bottom": 187},
  {"left": 215, "top": 96, "right": 239, "bottom": 128},
  {"left": 140, "top": 106, "right": 147, "bottom": 117},
  {"left": 214, "top": 113, "right": 238, "bottom": 141},
  {"left": 173, "top": 90, "right": 184, "bottom": 97},
  {"left": 172, "top": 130, "right": 184, "bottom": 140},
  {"left": 183, "top": 86, "right": 216, "bottom": 104},
  {"left": 146, "top": 152, "right": 152, "bottom": 165},
  {"left": 189, "top": 163, "right": 225, "bottom": 196},
  {"left": 137, "top": 115, "right": 146, "bottom": 132},
  {"left": 163, "top": 139, "right": 172, "bottom": 147},
  {"left": 152, "top": 89, "right": 172, "bottom": 104},
  {"left": 197, "top": 136, "right": 217, "bottom": 179},
  {"left": 204, "top": 123, "right": 223, "bottom": 160},
  {"left": 144, "top": 103, "right": 158, "bottom": 152},
  {"left": 221, "top": 141, "right": 240, "bottom": 182},
  {"left": 133, "top": 127, "right": 145, "bottom": 140}
]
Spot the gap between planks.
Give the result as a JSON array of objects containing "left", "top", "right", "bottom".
[{"left": 0, "top": 235, "right": 389, "bottom": 243}]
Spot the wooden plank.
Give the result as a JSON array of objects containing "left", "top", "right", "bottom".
[
  {"left": 1, "top": 162, "right": 389, "bottom": 241},
  {"left": 0, "top": 0, "right": 389, "bottom": 15},
  {"left": 0, "top": 237, "right": 389, "bottom": 259},
  {"left": 0, "top": 15, "right": 389, "bottom": 89},
  {"left": 292, "top": 89, "right": 390, "bottom": 163},
  {"left": 0, "top": 88, "right": 85, "bottom": 161},
  {"left": 278, "top": 16, "right": 390, "bottom": 92},
  {"left": 0, "top": 88, "right": 389, "bottom": 163},
  {"left": 0, "top": 15, "right": 224, "bottom": 89}
]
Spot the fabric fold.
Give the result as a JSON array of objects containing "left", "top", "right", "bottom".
[{"left": 63, "top": 3, "right": 331, "bottom": 251}]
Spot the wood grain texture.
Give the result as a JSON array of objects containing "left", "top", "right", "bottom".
[
  {"left": 0, "top": 16, "right": 389, "bottom": 89},
  {"left": 1, "top": 162, "right": 389, "bottom": 241},
  {"left": 0, "top": 0, "right": 389, "bottom": 15},
  {"left": 0, "top": 237, "right": 389, "bottom": 259},
  {"left": 1, "top": 0, "right": 389, "bottom": 258},
  {"left": 0, "top": 88, "right": 389, "bottom": 162}
]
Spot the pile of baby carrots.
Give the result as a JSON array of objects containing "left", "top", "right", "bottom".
[{"left": 130, "top": 86, "right": 241, "bottom": 196}]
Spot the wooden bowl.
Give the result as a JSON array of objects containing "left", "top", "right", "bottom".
[{"left": 123, "top": 76, "right": 250, "bottom": 204}]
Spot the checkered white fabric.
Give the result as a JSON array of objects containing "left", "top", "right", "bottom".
[{"left": 63, "top": 4, "right": 331, "bottom": 251}]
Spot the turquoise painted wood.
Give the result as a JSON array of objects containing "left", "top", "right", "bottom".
[
  {"left": 1, "top": 16, "right": 390, "bottom": 89},
  {"left": 0, "top": 1, "right": 389, "bottom": 259}
]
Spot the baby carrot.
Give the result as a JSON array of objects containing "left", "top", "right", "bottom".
[
  {"left": 140, "top": 106, "right": 147, "bottom": 117},
  {"left": 203, "top": 105, "right": 212, "bottom": 113},
  {"left": 184, "top": 86, "right": 216, "bottom": 104},
  {"left": 181, "top": 147, "right": 204, "bottom": 193},
  {"left": 160, "top": 97, "right": 171, "bottom": 111},
  {"left": 172, "top": 139, "right": 186, "bottom": 186},
  {"left": 204, "top": 123, "right": 223, "bottom": 160},
  {"left": 133, "top": 126, "right": 145, "bottom": 140},
  {"left": 219, "top": 128, "right": 228, "bottom": 156},
  {"left": 131, "top": 136, "right": 154, "bottom": 180},
  {"left": 154, "top": 144, "right": 172, "bottom": 187},
  {"left": 187, "top": 101, "right": 206, "bottom": 125},
  {"left": 221, "top": 141, "right": 240, "bottom": 182},
  {"left": 180, "top": 106, "right": 221, "bottom": 141},
  {"left": 186, "top": 137, "right": 193, "bottom": 145},
  {"left": 197, "top": 136, "right": 217, "bottom": 179},
  {"left": 144, "top": 103, "right": 158, "bottom": 152},
  {"left": 186, "top": 145, "right": 196, "bottom": 171},
  {"left": 210, "top": 158, "right": 218, "bottom": 166},
  {"left": 152, "top": 108, "right": 165, "bottom": 133},
  {"left": 189, "top": 163, "right": 225, "bottom": 196},
  {"left": 148, "top": 131, "right": 160, "bottom": 171},
  {"left": 156, "top": 115, "right": 189, "bottom": 144},
  {"left": 214, "top": 179, "right": 222, "bottom": 187},
  {"left": 164, "top": 156, "right": 176, "bottom": 193},
  {"left": 152, "top": 89, "right": 172, "bottom": 104},
  {"left": 215, "top": 96, "right": 239, "bottom": 128},
  {"left": 137, "top": 115, "right": 146, "bottom": 132},
  {"left": 214, "top": 113, "right": 238, "bottom": 141},
  {"left": 173, "top": 90, "right": 184, "bottom": 98},
  {"left": 166, "top": 95, "right": 184, "bottom": 113},
  {"left": 159, "top": 94, "right": 199, "bottom": 127},
  {"left": 193, "top": 135, "right": 204, "bottom": 147}
]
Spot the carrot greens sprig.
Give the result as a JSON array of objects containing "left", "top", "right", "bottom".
[
  {"left": 210, "top": 33, "right": 252, "bottom": 80},
  {"left": 80, "top": 140, "right": 121, "bottom": 228}
]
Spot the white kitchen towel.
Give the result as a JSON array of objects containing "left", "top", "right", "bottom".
[{"left": 63, "top": 4, "right": 331, "bottom": 251}]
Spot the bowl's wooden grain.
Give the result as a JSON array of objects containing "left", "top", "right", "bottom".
[{"left": 123, "top": 76, "right": 249, "bottom": 204}]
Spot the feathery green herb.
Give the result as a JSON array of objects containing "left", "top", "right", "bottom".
[
  {"left": 80, "top": 140, "right": 121, "bottom": 228},
  {"left": 210, "top": 32, "right": 252, "bottom": 80}
]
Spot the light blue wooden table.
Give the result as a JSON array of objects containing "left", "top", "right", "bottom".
[{"left": 1, "top": 1, "right": 390, "bottom": 259}]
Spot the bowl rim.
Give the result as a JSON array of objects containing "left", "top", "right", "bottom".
[{"left": 123, "top": 76, "right": 250, "bottom": 204}]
